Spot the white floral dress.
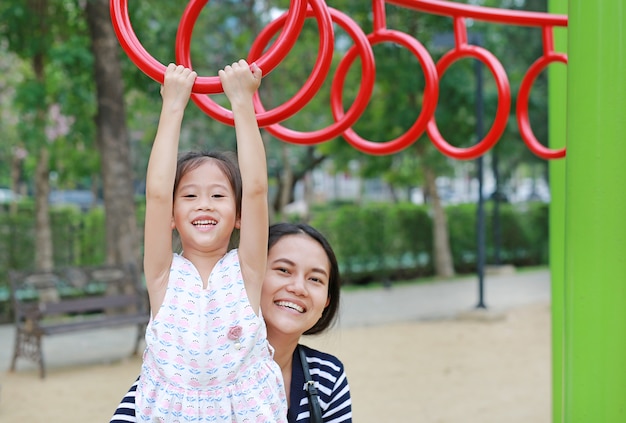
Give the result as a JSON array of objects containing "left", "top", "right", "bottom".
[{"left": 136, "top": 250, "right": 287, "bottom": 422}]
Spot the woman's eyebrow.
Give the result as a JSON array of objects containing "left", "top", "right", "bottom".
[
  {"left": 310, "top": 267, "right": 329, "bottom": 278},
  {"left": 271, "top": 258, "right": 296, "bottom": 267}
]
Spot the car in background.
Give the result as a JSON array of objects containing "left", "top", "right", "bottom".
[
  {"left": 49, "top": 189, "right": 102, "bottom": 212},
  {"left": 0, "top": 188, "right": 20, "bottom": 204}
]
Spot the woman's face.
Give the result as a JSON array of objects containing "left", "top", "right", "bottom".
[{"left": 261, "top": 234, "right": 331, "bottom": 338}]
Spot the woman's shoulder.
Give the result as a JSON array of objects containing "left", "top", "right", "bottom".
[
  {"left": 295, "top": 344, "right": 352, "bottom": 422},
  {"left": 298, "top": 344, "right": 347, "bottom": 376}
]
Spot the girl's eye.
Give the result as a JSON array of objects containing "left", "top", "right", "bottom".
[
  {"left": 212, "top": 194, "right": 224, "bottom": 198},
  {"left": 183, "top": 194, "right": 196, "bottom": 198}
]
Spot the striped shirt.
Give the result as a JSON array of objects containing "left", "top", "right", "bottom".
[{"left": 110, "top": 344, "right": 352, "bottom": 423}]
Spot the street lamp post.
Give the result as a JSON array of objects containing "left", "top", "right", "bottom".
[
  {"left": 474, "top": 47, "right": 487, "bottom": 309},
  {"left": 432, "top": 31, "right": 486, "bottom": 309}
]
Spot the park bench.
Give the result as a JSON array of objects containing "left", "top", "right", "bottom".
[{"left": 8, "top": 263, "right": 149, "bottom": 378}]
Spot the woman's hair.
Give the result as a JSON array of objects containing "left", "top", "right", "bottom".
[
  {"left": 268, "top": 222, "right": 341, "bottom": 335},
  {"left": 174, "top": 151, "right": 242, "bottom": 218}
]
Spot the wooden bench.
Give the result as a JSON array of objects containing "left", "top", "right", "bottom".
[{"left": 8, "top": 263, "right": 149, "bottom": 378}]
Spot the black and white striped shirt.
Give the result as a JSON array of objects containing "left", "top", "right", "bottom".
[
  {"left": 289, "top": 344, "right": 352, "bottom": 422},
  {"left": 110, "top": 344, "right": 352, "bottom": 423}
]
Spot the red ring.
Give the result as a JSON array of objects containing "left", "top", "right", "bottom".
[
  {"left": 109, "top": 0, "right": 307, "bottom": 93},
  {"left": 427, "top": 45, "right": 511, "bottom": 160},
  {"left": 333, "top": 29, "right": 439, "bottom": 155},
  {"left": 517, "top": 53, "right": 567, "bottom": 159},
  {"left": 187, "top": 0, "right": 334, "bottom": 126},
  {"left": 261, "top": 7, "right": 376, "bottom": 144}
]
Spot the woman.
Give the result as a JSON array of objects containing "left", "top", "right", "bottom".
[{"left": 111, "top": 222, "right": 352, "bottom": 422}]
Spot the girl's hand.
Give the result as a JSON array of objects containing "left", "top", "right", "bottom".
[
  {"left": 219, "top": 59, "right": 262, "bottom": 108},
  {"left": 160, "top": 63, "right": 197, "bottom": 114}
]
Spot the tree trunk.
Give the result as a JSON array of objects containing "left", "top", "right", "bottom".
[
  {"left": 277, "top": 143, "right": 294, "bottom": 215},
  {"left": 31, "top": 0, "right": 53, "bottom": 271},
  {"left": 85, "top": 0, "right": 139, "bottom": 268},
  {"left": 34, "top": 145, "right": 53, "bottom": 271},
  {"left": 423, "top": 165, "right": 455, "bottom": 278}
]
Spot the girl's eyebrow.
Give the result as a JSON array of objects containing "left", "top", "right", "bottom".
[{"left": 178, "top": 182, "right": 230, "bottom": 191}]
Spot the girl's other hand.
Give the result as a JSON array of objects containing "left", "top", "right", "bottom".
[{"left": 219, "top": 59, "right": 262, "bottom": 107}]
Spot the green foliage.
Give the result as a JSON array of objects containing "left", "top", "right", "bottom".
[
  {"left": 0, "top": 197, "right": 548, "bottom": 322},
  {"left": 0, "top": 0, "right": 553, "bottom": 211},
  {"left": 307, "top": 200, "right": 547, "bottom": 284},
  {"left": 446, "top": 201, "right": 550, "bottom": 273}
]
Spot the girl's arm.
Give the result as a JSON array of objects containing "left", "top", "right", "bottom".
[
  {"left": 219, "top": 60, "right": 267, "bottom": 314},
  {"left": 144, "top": 64, "right": 197, "bottom": 315}
]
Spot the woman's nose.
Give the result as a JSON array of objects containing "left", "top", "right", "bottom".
[{"left": 286, "top": 276, "right": 308, "bottom": 296}]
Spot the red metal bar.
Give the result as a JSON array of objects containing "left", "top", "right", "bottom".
[{"left": 386, "top": 0, "right": 567, "bottom": 27}]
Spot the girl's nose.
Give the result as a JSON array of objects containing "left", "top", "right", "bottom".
[{"left": 197, "top": 196, "right": 213, "bottom": 210}]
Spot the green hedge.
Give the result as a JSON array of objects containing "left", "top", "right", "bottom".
[
  {"left": 0, "top": 200, "right": 548, "bottom": 298},
  {"left": 446, "top": 202, "right": 549, "bottom": 273},
  {"left": 308, "top": 203, "right": 434, "bottom": 284}
]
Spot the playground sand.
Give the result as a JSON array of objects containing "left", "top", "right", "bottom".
[{"left": 0, "top": 301, "right": 550, "bottom": 422}]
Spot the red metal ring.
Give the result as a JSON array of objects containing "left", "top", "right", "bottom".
[
  {"left": 261, "top": 7, "right": 376, "bottom": 144},
  {"left": 517, "top": 53, "right": 567, "bottom": 159},
  {"left": 188, "top": 0, "right": 334, "bottom": 126},
  {"left": 109, "top": 0, "right": 307, "bottom": 93},
  {"left": 427, "top": 45, "right": 511, "bottom": 160},
  {"left": 334, "top": 29, "right": 439, "bottom": 155}
]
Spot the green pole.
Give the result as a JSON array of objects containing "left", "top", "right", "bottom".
[
  {"left": 564, "top": 1, "right": 626, "bottom": 422},
  {"left": 548, "top": 1, "right": 567, "bottom": 422}
]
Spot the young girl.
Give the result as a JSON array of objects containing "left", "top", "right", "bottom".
[{"left": 136, "top": 61, "right": 287, "bottom": 422}]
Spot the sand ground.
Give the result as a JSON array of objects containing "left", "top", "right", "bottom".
[{"left": 0, "top": 301, "right": 551, "bottom": 423}]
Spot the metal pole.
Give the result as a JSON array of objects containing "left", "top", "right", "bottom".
[
  {"left": 548, "top": 1, "right": 567, "bottom": 422},
  {"left": 565, "top": 1, "right": 626, "bottom": 421},
  {"left": 492, "top": 147, "right": 502, "bottom": 265},
  {"left": 474, "top": 42, "right": 486, "bottom": 309}
]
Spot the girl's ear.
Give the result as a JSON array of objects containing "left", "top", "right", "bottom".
[
  {"left": 171, "top": 215, "right": 176, "bottom": 230},
  {"left": 235, "top": 217, "right": 241, "bottom": 229}
]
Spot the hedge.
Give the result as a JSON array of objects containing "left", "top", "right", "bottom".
[{"left": 0, "top": 200, "right": 548, "bottom": 319}]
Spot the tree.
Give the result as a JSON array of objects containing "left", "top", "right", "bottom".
[
  {"left": 1, "top": 0, "right": 60, "bottom": 271},
  {"left": 312, "top": 0, "right": 459, "bottom": 277},
  {"left": 0, "top": 46, "right": 25, "bottom": 213},
  {"left": 85, "top": 0, "right": 139, "bottom": 267},
  {"left": 1, "top": 0, "right": 141, "bottom": 269}
]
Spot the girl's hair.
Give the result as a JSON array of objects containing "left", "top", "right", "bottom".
[
  {"left": 174, "top": 151, "right": 242, "bottom": 218},
  {"left": 268, "top": 222, "right": 341, "bottom": 335}
]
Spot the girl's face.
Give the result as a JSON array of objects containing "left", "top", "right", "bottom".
[
  {"left": 172, "top": 160, "right": 240, "bottom": 254},
  {"left": 261, "top": 234, "right": 331, "bottom": 338}
]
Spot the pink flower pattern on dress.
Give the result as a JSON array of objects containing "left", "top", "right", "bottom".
[{"left": 227, "top": 325, "right": 243, "bottom": 340}]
